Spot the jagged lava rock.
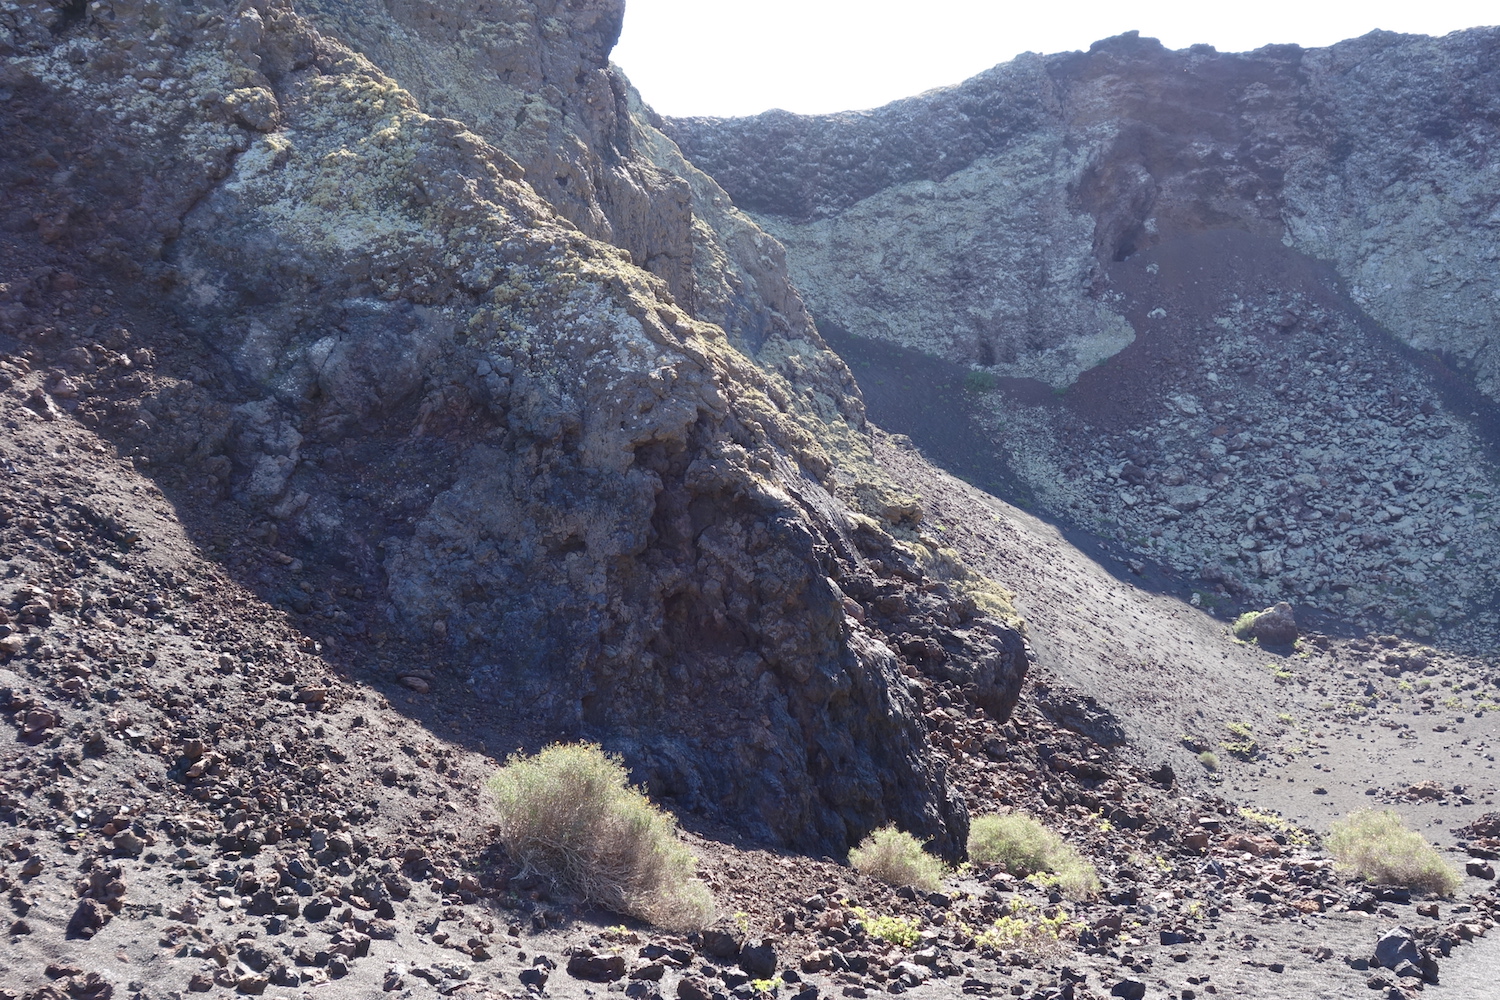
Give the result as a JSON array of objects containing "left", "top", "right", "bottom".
[
  {"left": 0, "top": 0, "right": 1033, "bottom": 858},
  {"left": 669, "top": 29, "right": 1500, "bottom": 642}
]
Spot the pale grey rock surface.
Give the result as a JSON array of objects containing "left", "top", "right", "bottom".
[
  {"left": 292, "top": 0, "right": 866, "bottom": 423},
  {"left": 670, "top": 28, "right": 1500, "bottom": 643},
  {"left": 673, "top": 29, "right": 1500, "bottom": 395}
]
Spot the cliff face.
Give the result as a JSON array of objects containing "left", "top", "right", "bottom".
[
  {"left": 0, "top": 0, "right": 1031, "bottom": 857},
  {"left": 286, "top": 0, "right": 857, "bottom": 389},
  {"left": 671, "top": 30, "right": 1500, "bottom": 395},
  {"left": 669, "top": 30, "right": 1500, "bottom": 643}
]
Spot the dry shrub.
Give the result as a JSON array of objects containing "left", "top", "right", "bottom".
[
  {"left": 486, "top": 743, "right": 712, "bottom": 929},
  {"left": 848, "top": 824, "right": 946, "bottom": 891},
  {"left": 967, "top": 812, "right": 1099, "bottom": 900},
  {"left": 1326, "top": 809, "right": 1460, "bottom": 896}
]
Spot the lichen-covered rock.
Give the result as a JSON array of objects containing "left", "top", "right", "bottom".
[
  {"left": 287, "top": 0, "right": 845, "bottom": 390},
  {"left": 0, "top": 0, "right": 1028, "bottom": 859},
  {"left": 290, "top": 0, "right": 696, "bottom": 299}
]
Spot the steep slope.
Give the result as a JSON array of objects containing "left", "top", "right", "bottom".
[
  {"left": 9, "top": 7, "right": 1500, "bottom": 1000},
  {"left": 668, "top": 28, "right": 1500, "bottom": 644},
  {"left": 0, "top": 0, "right": 1040, "bottom": 861}
]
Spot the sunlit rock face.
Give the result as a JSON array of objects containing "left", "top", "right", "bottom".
[
  {"left": 670, "top": 29, "right": 1500, "bottom": 643},
  {"left": 1, "top": 0, "right": 1034, "bottom": 858},
  {"left": 671, "top": 29, "right": 1500, "bottom": 397}
]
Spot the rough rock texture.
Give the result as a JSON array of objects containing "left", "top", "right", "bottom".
[
  {"left": 1246, "top": 602, "right": 1299, "bottom": 647},
  {"left": 983, "top": 230, "right": 1500, "bottom": 637},
  {"left": 672, "top": 55, "right": 1136, "bottom": 387},
  {"left": 290, "top": 0, "right": 696, "bottom": 301},
  {"left": 14, "top": 8, "right": 1500, "bottom": 1000},
  {"left": 0, "top": 0, "right": 1034, "bottom": 859},
  {"left": 668, "top": 29, "right": 1500, "bottom": 641},
  {"left": 289, "top": 0, "right": 862, "bottom": 399},
  {"left": 671, "top": 29, "right": 1500, "bottom": 394}
]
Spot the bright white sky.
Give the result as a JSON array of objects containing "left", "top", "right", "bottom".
[{"left": 613, "top": 1, "right": 1498, "bottom": 117}]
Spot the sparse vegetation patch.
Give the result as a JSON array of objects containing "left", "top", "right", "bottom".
[
  {"left": 848, "top": 824, "right": 946, "bottom": 891},
  {"left": 967, "top": 812, "right": 1099, "bottom": 900},
  {"left": 486, "top": 742, "right": 713, "bottom": 929},
  {"left": 964, "top": 369, "right": 998, "bottom": 393},
  {"left": 1221, "top": 721, "right": 1258, "bottom": 759},
  {"left": 1232, "top": 611, "right": 1261, "bottom": 639},
  {"left": 1239, "top": 807, "right": 1312, "bottom": 847},
  {"left": 853, "top": 907, "right": 924, "bottom": 947},
  {"left": 970, "top": 900, "right": 1082, "bottom": 957},
  {"left": 1325, "top": 809, "right": 1460, "bottom": 896}
]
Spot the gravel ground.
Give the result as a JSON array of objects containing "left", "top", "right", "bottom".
[{"left": 7, "top": 349, "right": 1499, "bottom": 1000}]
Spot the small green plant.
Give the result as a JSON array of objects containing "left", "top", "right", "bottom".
[
  {"left": 1326, "top": 809, "right": 1460, "bottom": 896},
  {"left": 852, "top": 907, "right": 923, "bottom": 948},
  {"left": 734, "top": 911, "right": 751, "bottom": 937},
  {"left": 1221, "top": 721, "right": 1258, "bottom": 759},
  {"left": 1232, "top": 611, "right": 1261, "bottom": 639},
  {"left": 486, "top": 743, "right": 712, "bottom": 929},
  {"left": 1198, "top": 751, "right": 1219, "bottom": 771},
  {"left": 973, "top": 900, "right": 1081, "bottom": 956},
  {"left": 750, "top": 977, "right": 784, "bottom": 995},
  {"left": 849, "top": 824, "right": 946, "bottom": 891},
  {"left": 967, "top": 812, "right": 1098, "bottom": 900},
  {"left": 1239, "top": 807, "right": 1311, "bottom": 847},
  {"left": 964, "top": 369, "right": 998, "bottom": 393}
]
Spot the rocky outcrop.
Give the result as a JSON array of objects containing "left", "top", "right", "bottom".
[
  {"left": 289, "top": 0, "right": 695, "bottom": 302},
  {"left": 287, "top": 0, "right": 860, "bottom": 403},
  {"left": 671, "top": 29, "right": 1500, "bottom": 397},
  {"left": 671, "top": 51, "right": 1133, "bottom": 388},
  {"left": 1242, "top": 602, "right": 1299, "bottom": 647},
  {"left": 668, "top": 29, "right": 1500, "bottom": 643},
  {"left": 0, "top": 0, "right": 1030, "bottom": 858}
]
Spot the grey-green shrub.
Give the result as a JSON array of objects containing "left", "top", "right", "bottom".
[
  {"left": 848, "top": 824, "right": 946, "bottom": 891},
  {"left": 964, "top": 369, "right": 998, "bottom": 393},
  {"left": 1325, "top": 809, "right": 1460, "bottom": 896},
  {"left": 967, "top": 812, "right": 1099, "bottom": 900},
  {"left": 486, "top": 742, "right": 712, "bottom": 929}
]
